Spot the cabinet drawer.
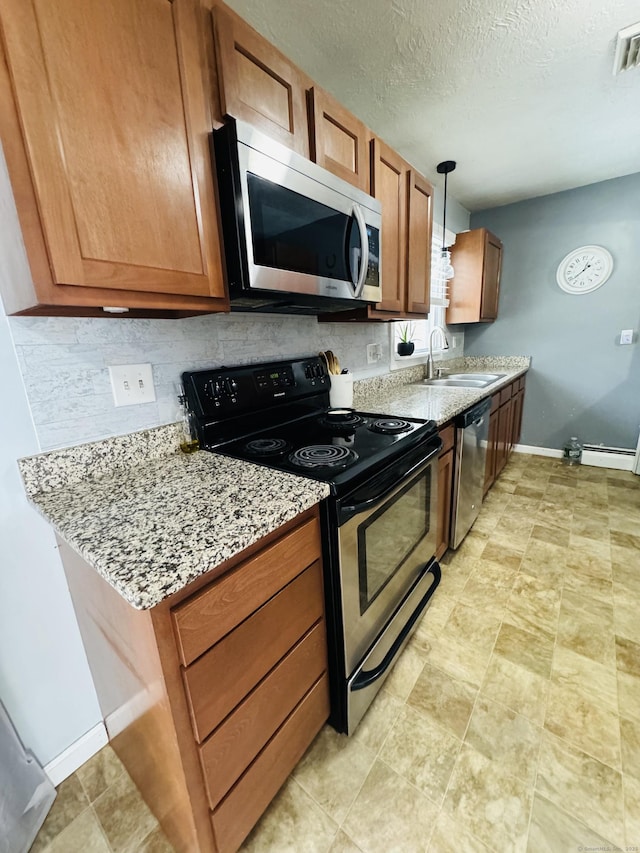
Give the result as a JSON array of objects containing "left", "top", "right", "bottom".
[
  {"left": 211, "top": 674, "right": 330, "bottom": 853},
  {"left": 499, "top": 385, "right": 513, "bottom": 406},
  {"left": 183, "top": 560, "right": 324, "bottom": 742},
  {"left": 517, "top": 375, "right": 527, "bottom": 392},
  {"left": 173, "top": 516, "right": 321, "bottom": 665},
  {"left": 490, "top": 392, "right": 501, "bottom": 414},
  {"left": 438, "top": 423, "right": 455, "bottom": 456},
  {"left": 199, "top": 620, "right": 327, "bottom": 808}
]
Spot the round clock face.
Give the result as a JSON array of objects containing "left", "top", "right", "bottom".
[{"left": 556, "top": 245, "right": 613, "bottom": 294}]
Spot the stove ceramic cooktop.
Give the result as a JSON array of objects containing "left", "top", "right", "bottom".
[{"left": 215, "top": 409, "right": 436, "bottom": 492}]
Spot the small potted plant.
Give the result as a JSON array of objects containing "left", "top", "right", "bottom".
[{"left": 397, "top": 323, "right": 416, "bottom": 356}]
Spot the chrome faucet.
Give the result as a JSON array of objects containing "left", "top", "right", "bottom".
[{"left": 426, "top": 326, "right": 450, "bottom": 379}]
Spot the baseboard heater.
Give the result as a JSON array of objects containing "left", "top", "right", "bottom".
[{"left": 581, "top": 444, "right": 635, "bottom": 471}]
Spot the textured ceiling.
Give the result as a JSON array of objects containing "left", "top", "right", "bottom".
[{"left": 224, "top": 0, "right": 640, "bottom": 211}]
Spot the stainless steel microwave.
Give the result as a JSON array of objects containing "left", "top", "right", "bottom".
[{"left": 213, "top": 120, "right": 382, "bottom": 314}]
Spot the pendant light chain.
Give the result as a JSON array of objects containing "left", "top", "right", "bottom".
[{"left": 436, "top": 160, "right": 457, "bottom": 281}]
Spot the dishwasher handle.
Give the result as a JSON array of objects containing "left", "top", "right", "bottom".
[{"left": 455, "top": 396, "right": 492, "bottom": 429}]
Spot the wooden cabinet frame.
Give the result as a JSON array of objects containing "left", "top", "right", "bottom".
[
  {"left": 0, "top": 0, "right": 229, "bottom": 316},
  {"left": 447, "top": 228, "right": 503, "bottom": 324},
  {"left": 308, "top": 86, "right": 370, "bottom": 191},
  {"left": 56, "top": 507, "right": 328, "bottom": 853},
  {"left": 484, "top": 375, "right": 527, "bottom": 494},
  {"left": 212, "top": 3, "right": 310, "bottom": 156}
]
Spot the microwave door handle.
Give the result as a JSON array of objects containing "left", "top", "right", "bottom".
[{"left": 351, "top": 203, "right": 369, "bottom": 298}]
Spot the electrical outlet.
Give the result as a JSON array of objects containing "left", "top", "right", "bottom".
[
  {"left": 109, "top": 363, "right": 156, "bottom": 407},
  {"left": 620, "top": 329, "right": 634, "bottom": 345},
  {"left": 366, "top": 343, "right": 382, "bottom": 364}
]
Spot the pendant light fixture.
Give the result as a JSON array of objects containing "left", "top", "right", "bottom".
[{"left": 436, "top": 160, "right": 457, "bottom": 280}]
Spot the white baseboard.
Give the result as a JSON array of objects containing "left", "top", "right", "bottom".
[
  {"left": 44, "top": 722, "right": 108, "bottom": 786},
  {"left": 513, "top": 444, "right": 563, "bottom": 458},
  {"left": 513, "top": 443, "right": 636, "bottom": 472}
]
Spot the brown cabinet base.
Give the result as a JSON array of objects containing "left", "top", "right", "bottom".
[
  {"left": 56, "top": 507, "right": 328, "bottom": 853},
  {"left": 484, "top": 375, "right": 526, "bottom": 495}
]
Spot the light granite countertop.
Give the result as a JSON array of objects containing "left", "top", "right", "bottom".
[
  {"left": 355, "top": 356, "right": 531, "bottom": 426},
  {"left": 24, "top": 448, "right": 329, "bottom": 610},
  {"left": 20, "top": 355, "right": 529, "bottom": 610}
]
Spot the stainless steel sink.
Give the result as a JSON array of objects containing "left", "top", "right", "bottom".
[
  {"left": 423, "top": 372, "right": 506, "bottom": 388},
  {"left": 444, "top": 373, "right": 505, "bottom": 382},
  {"left": 424, "top": 378, "right": 489, "bottom": 388}
]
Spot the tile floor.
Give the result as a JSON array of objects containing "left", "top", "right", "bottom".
[{"left": 32, "top": 455, "right": 640, "bottom": 852}]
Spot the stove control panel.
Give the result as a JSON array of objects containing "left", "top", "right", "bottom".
[
  {"left": 182, "top": 356, "right": 330, "bottom": 420},
  {"left": 254, "top": 366, "right": 295, "bottom": 391}
]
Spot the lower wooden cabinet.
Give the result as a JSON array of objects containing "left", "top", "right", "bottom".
[
  {"left": 484, "top": 394, "right": 500, "bottom": 496},
  {"left": 436, "top": 423, "right": 455, "bottom": 560},
  {"left": 57, "top": 507, "right": 329, "bottom": 853},
  {"left": 495, "top": 395, "right": 513, "bottom": 478},
  {"left": 511, "top": 386, "right": 525, "bottom": 447},
  {"left": 484, "top": 375, "right": 527, "bottom": 495}
]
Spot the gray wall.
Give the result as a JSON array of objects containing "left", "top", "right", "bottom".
[{"left": 464, "top": 172, "right": 640, "bottom": 450}]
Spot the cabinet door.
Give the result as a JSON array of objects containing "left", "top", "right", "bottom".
[
  {"left": 436, "top": 447, "right": 454, "bottom": 560},
  {"left": 447, "top": 228, "right": 502, "bottom": 324},
  {"left": 511, "top": 389, "right": 524, "bottom": 449},
  {"left": 0, "top": 0, "right": 226, "bottom": 301},
  {"left": 495, "top": 398, "right": 513, "bottom": 477},
  {"left": 371, "top": 139, "right": 407, "bottom": 313},
  {"left": 480, "top": 233, "right": 503, "bottom": 320},
  {"left": 406, "top": 170, "right": 434, "bottom": 315},
  {"left": 484, "top": 408, "right": 499, "bottom": 496},
  {"left": 213, "top": 5, "right": 309, "bottom": 156},
  {"left": 308, "top": 87, "right": 369, "bottom": 192}
]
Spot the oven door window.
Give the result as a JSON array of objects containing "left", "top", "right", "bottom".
[
  {"left": 357, "top": 471, "right": 431, "bottom": 613},
  {"left": 247, "top": 173, "right": 362, "bottom": 285}
]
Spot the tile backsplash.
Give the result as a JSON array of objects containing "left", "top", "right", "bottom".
[{"left": 10, "top": 313, "right": 394, "bottom": 450}]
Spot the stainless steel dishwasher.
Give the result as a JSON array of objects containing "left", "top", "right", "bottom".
[{"left": 450, "top": 397, "right": 492, "bottom": 548}]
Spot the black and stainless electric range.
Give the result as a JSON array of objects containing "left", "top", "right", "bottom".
[{"left": 182, "top": 356, "right": 442, "bottom": 734}]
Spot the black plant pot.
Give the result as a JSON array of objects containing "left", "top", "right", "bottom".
[{"left": 397, "top": 341, "right": 415, "bottom": 356}]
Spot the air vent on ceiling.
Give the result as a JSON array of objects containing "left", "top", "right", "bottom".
[{"left": 613, "top": 22, "right": 640, "bottom": 75}]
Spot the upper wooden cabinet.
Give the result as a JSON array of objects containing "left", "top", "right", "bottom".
[
  {"left": 369, "top": 141, "right": 434, "bottom": 318},
  {"left": 308, "top": 87, "right": 370, "bottom": 192},
  {"left": 406, "top": 170, "right": 434, "bottom": 315},
  {"left": 212, "top": 4, "right": 310, "bottom": 156},
  {"left": 371, "top": 139, "right": 408, "bottom": 314},
  {"left": 0, "top": 0, "right": 228, "bottom": 316},
  {"left": 446, "top": 228, "right": 503, "bottom": 324}
]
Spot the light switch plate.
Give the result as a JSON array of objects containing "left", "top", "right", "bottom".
[
  {"left": 620, "top": 329, "right": 634, "bottom": 345},
  {"left": 109, "top": 363, "right": 156, "bottom": 407},
  {"left": 367, "top": 343, "right": 382, "bottom": 364}
]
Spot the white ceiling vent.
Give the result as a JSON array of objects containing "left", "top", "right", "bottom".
[{"left": 613, "top": 22, "right": 640, "bottom": 75}]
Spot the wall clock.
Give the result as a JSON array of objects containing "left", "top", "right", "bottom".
[{"left": 556, "top": 245, "right": 613, "bottom": 294}]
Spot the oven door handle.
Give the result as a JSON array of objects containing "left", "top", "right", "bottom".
[
  {"left": 340, "top": 444, "right": 440, "bottom": 515},
  {"left": 351, "top": 562, "right": 441, "bottom": 691}
]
